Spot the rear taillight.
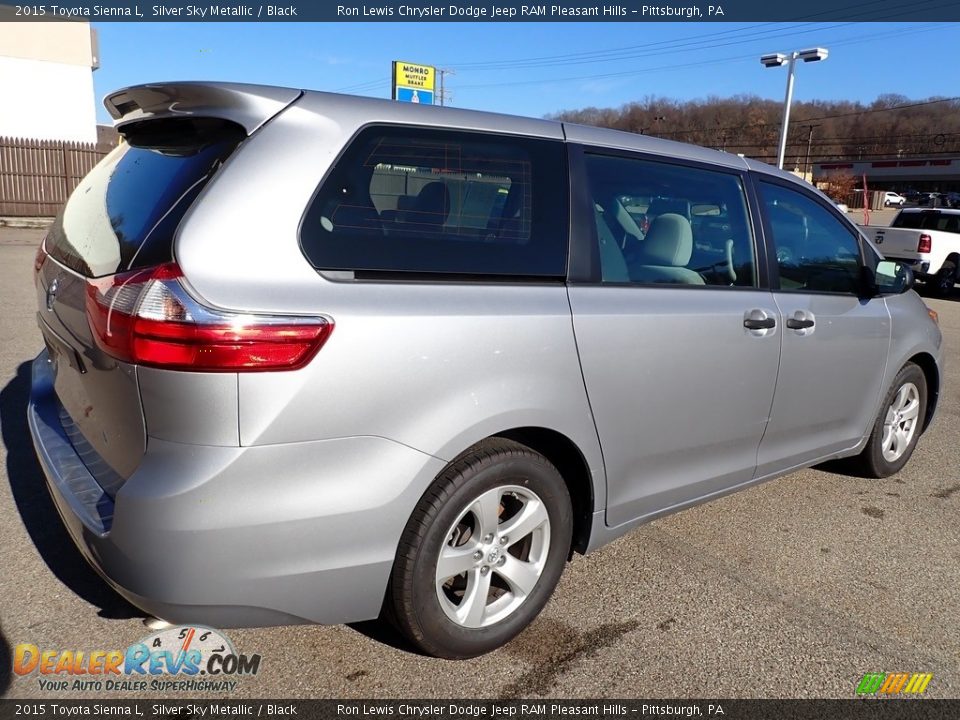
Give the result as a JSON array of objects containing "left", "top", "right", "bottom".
[
  {"left": 918, "top": 234, "right": 932, "bottom": 254},
  {"left": 85, "top": 263, "right": 333, "bottom": 372},
  {"left": 34, "top": 239, "right": 48, "bottom": 275}
]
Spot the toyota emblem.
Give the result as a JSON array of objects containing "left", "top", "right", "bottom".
[{"left": 45, "top": 277, "right": 59, "bottom": 311}]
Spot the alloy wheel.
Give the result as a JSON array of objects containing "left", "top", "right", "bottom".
[
  {"left": 435, "top": 485, "right": 550, "bottom": 628},
  {"left": 881, "top": 382, "right": 921, "bottom": 462}
]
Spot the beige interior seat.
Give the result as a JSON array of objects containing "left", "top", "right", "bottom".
[{"left": 632, "top": 213, "right": 704, "bottom": 285}]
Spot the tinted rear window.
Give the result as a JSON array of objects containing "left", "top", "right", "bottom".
[
  {"left": 46, "top": 119, "right": 244, "bottom": 278},
  {"left": 300, "top": 126, "right": 568, "bottom": 279},
  {"left": 892, "top": 211, "right": 960, "bottom": 233}
]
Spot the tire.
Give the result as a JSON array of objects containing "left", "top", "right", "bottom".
[
  {"left": 932, "top": 263, "right": 956, "bottom": 297},
  {"left": 386, "top": 438, "right": 572, "bottom": 659},
  {"left": 853, "top": 363, "right": 927, "bottom": 478}
]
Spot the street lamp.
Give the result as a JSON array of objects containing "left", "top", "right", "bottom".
[{"left": 760, "top": 47, "right": 829, "bottom": 170}]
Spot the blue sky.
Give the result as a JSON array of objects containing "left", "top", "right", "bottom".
[{"left": 91, "top": 22, "right": 958, "bottom": 124}]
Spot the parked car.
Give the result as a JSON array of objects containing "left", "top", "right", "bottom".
[
  {"left": 864, "top": 207, "right": 960, "bottom": 294},
  {"left": 29, "top": 82, "right": 943, "bottom": 659},
  {"left": 941, "top": 192, "right": 960, "bottom": 208},
  {"left": 883, "top": 191, "right": 907, "bottom": 207}
]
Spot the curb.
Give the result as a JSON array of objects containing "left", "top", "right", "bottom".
[{"left": 0, "top": 217, "right": 54, "bottom": 229}]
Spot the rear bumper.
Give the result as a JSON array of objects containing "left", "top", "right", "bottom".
[
  {"left": 29, "top": 352, "right": 116, "bottom": 536},
  {"left": 28, "top": 351, "right": 446, "bottom": 626}
]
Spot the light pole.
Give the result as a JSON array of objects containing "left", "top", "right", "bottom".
[{"left": 760, "top": 48, "right": 829, "bottom": 170}]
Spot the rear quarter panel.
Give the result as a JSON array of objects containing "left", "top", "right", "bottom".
[{"left": 235, "top": 282, "right": 601, "bottom": 462}]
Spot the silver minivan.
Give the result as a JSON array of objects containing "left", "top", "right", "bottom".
[{"left": 29, "top": 82, "right": 943, "bottom": 659}]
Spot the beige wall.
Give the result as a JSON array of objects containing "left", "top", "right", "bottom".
[
  {"left": 0, "top": 17, "right": 95, "bottom": 68},
  {"left": 0, "top": 13, "right": 98, "bottom": 142}
]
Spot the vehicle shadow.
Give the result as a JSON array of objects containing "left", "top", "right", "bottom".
[
  {"left": 1, "top": 361, "right": 140, "bottom": 620},
  {"left": 915, "top": 285, "right": 958, "bottom": 303},
  {"left": 0, "top": 624, "right": 10, "bottom": 698},
  {"left": 346, "top": 618, "right": 423, "bottom": 655},
  {"left": 814, "top": 457, "right": 874, "bottom": 479}
]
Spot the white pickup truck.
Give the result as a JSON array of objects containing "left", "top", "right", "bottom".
[{"left": 864, "top": 207, "right": 960, "bottom": 295}]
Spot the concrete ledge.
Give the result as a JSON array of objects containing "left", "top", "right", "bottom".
[{"left": 0, "top": 217, "right": 54, "bottom": 229}]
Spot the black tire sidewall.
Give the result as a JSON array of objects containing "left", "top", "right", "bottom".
[
  {"left": 935, "top": 264, "right": 956, "bottom": 295},
  {"left": 404, "top": 451, "right": 572, "bottom": 658}
]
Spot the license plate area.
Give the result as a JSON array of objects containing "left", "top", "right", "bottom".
[{"left": 38, "top": 320, "right": 86, "bottom": 375}]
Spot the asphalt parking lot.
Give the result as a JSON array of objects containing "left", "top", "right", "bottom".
[{"left": 1, "top": 224, "right": 957, "bottom": 700}]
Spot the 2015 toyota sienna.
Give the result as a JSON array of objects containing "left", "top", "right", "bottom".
[{"left": 29, "top": 82, "right": 943, "bottom": 659}]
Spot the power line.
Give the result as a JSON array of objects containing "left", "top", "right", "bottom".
[
  {"left": 455, "top": 23, "right": 944, "bottom": 90},
  {"left": 648, "top": 95, "right": 960, "bottom": 139},
  {"left": 445, "top": 22, "right": 849, "bottom": 72},
  {"left": 333, "top": 17, "right": 942, "bottom": 96},
  {"left": 335, "top": 78, "right": 390, "bottom": 93},
  {"left": 447, "top": 7, "right": 943, "bottom": 74},
  {"left": 438, "top": 22, "right": 783, "bottom": 69},
  {"left": 793, "top": 96, "right": 960, "bottom": 123},
  {"left": 438, "top": 0, "right": 947, "bottom": 73},
  {"left": 330, "top": 18, "right": 949, "bottom": 112}
]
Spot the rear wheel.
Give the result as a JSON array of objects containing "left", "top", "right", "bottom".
[
  {"left": 933, "top": 262, "right": 956, "bottom": 296},
  {"left": 387, "top": 439, "right": 572, "bottom": 659},
  {"left": 852, "top": 363, "right": 927, "bottom": 478}
]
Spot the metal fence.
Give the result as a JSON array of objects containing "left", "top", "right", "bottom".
[{"left": 0, "top": 137, "right": 111, "bottom": 217}]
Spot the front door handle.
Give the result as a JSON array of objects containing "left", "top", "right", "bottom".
[
  {"left": 744, "top": 317, "right": 776, "bottom": 330},
  {"left": 785, "top": 317, "right": 815, "bottom": 330}
]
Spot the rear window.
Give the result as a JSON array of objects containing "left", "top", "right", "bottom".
[
  {"left": 46, "top": 118, "right": 244, "bottom": 278},
  {"left": 299, "top": 126, "right": 568, "bottom": 279},
  {"left": 892, "top": 211, "right": 960, "bottom": 233}
]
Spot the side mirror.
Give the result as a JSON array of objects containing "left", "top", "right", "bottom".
[{"left": 874, "top": 260, "right": 914, "bottom": 295}]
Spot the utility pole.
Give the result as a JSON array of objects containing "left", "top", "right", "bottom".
[
  {"left": 438, "top": 68, "right": 455, "bottom": 107},
  {"left": 803, "top": 124, "right": 819, "bottom": 182}
]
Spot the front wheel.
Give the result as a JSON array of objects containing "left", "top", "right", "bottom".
[
  {"left": 852, "top": 363, "right": 927, "bottom": 478},
  {"left": 387, "top": 439, "right": 572, "bottom": 659}
]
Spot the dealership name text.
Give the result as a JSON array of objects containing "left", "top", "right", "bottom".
[{"left": 336, "top": 4, "right": 723, "bottom": 18}]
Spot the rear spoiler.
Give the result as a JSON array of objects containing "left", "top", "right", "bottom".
[{"left": 104, "top": 82, "right": 303, "bottom": 136}]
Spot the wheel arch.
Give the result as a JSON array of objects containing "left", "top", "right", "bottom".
[
  {"left": 493, "top": 427, "right": 596, "bottom": 556},
  {"left": 940, "top": 252, "right": 960, "bottom": 275},
  {"left": 907, "top": 352, "right": 940, "bottom": 432}
]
